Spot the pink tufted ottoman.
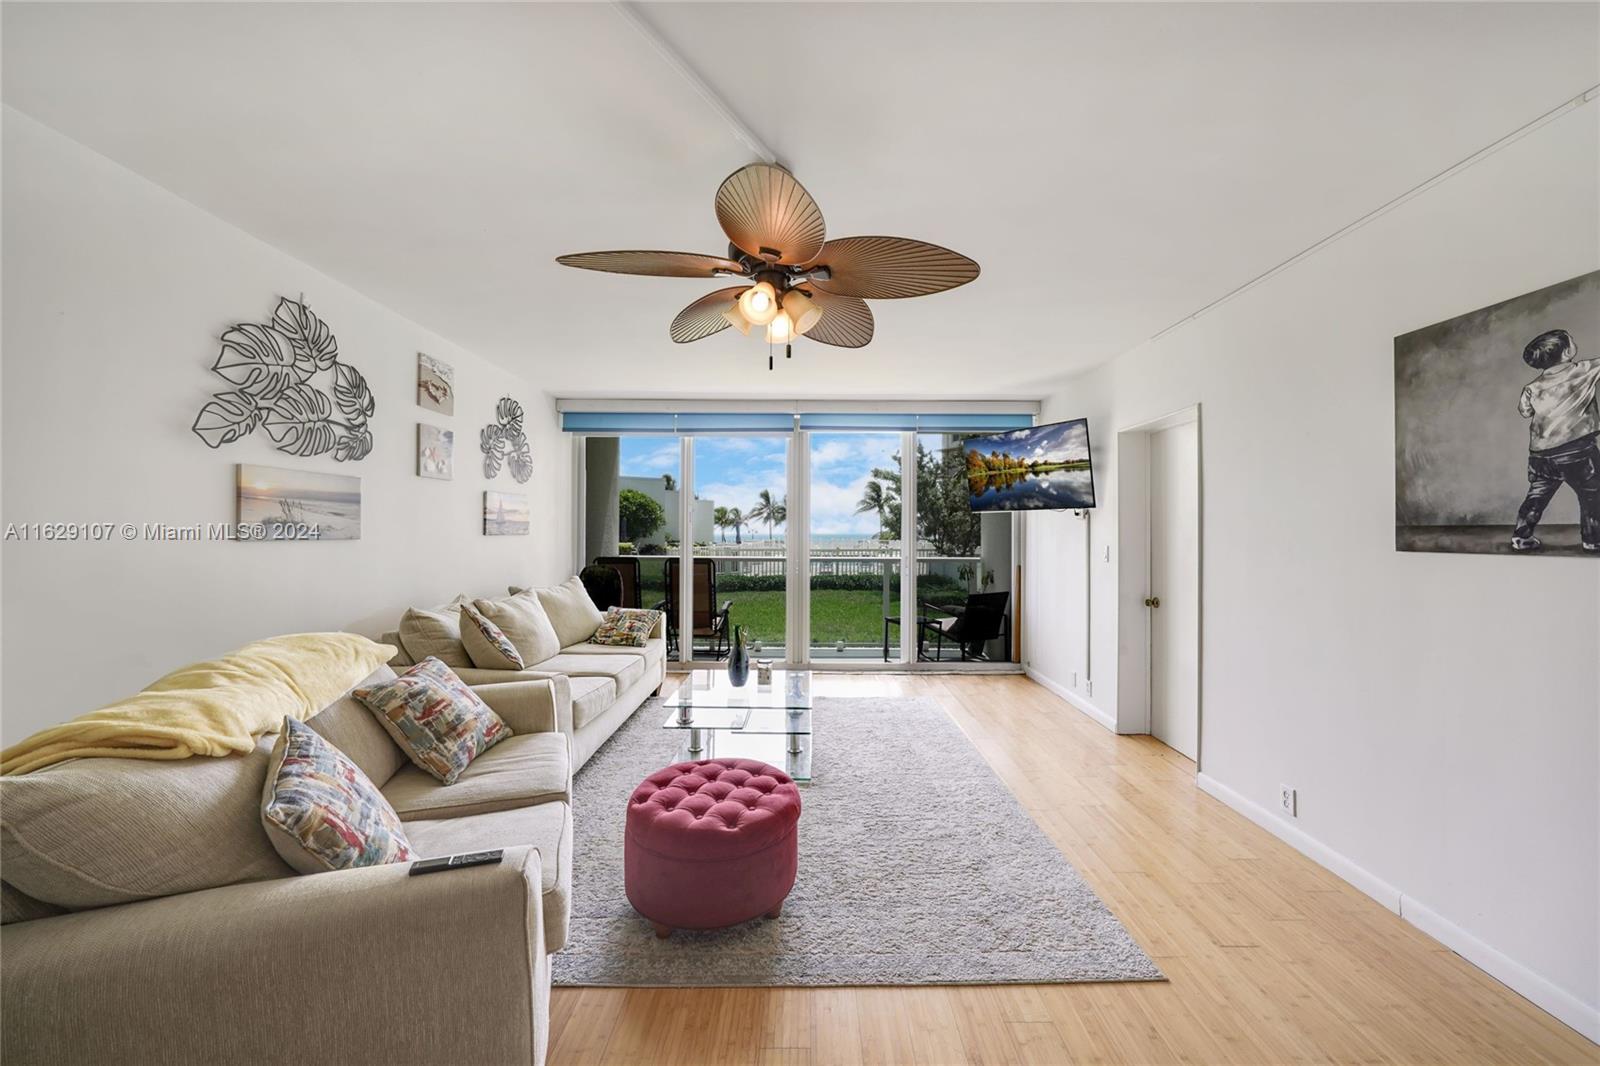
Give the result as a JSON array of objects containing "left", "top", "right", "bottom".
[{"left": 624, "top": 758, "right": 802, "bottom": 938}]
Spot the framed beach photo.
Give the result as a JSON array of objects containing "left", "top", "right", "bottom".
[
  {"left": 484, "top": 491, "right": 530, "bottom": 536},
  {"left": 417, "top": 352, "right": 454, "bottom": 415},
  {"left": 236, "top": 464, "right": 360, "bottom": 541}
]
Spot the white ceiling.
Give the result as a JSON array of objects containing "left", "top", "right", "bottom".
[{"left": 4, "top": 3, "right": 1596, "bottom": 399}]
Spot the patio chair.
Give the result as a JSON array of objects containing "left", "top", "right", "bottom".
[
  {"left": 591, "top": 555, "right": 643, "bottom": 610},
  {"left": 656, "top": 557, "right": 733, "bottom": 659},
  {"left": 918, "top": 591, "right": 1011, "bottom": 662}
]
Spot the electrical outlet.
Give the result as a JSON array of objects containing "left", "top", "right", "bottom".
[
  {"left": 1279, "top": 785, "right": 1297, "bottom": 817},
  {"left": 1104, "top": 545, "right": 1111, "bottom": 562}
]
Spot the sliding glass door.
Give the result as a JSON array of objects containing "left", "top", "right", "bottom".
[
  {"left": 913, "top": 433, "right": 1013, "bottom": 663},
  {"left": 689, "top": 436, "right": 789, "bottom": 663},
  {"left": 807, "top": 432, "right": 905, "bottom": 663},
  {"left": 579, "top": 435, "right": 678, "bottom": 616}
]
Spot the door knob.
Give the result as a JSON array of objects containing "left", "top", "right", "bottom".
[{"left": 1144, "top": 596, "right": 1161, "bottom": 608}]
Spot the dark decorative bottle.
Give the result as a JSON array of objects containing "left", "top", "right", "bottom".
[{"left": 727, "top": 625, "right": 750, "bottom": 686}]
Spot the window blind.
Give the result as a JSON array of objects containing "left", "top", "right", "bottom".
[{"left": 562, "top": 411, "right": 1034, "bottom": 434}]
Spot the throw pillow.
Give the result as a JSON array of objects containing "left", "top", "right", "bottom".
[
  {"left": 260, "top": 718, "right": 413, "bottom": 874},
  {"left": 459, "top": 603, "right": 526, "bottom": 671},
  {"left": 535, "top": 576, "right": 607, "bottom": 647},
  {"left": 590, "top": 608, "right": 663, "bottom": 648},
  {"left": 354, "top": 658, "right": 512, "bottom": 784},
  {"left": 473, "top": 593, "right": 561, "bottom": 665},
  {"left": 397, "top": 600, "right": 472, "bottom": 669}
]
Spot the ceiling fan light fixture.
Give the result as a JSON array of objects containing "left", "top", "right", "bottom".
[
  {"left": 766, "top": 309, "right": 796, "bottom": 345},
  {"left": 781, "top": 289, "right": 821, "bottom": 336},
  {"left": 738, "top": 281, "right": 779, "bottom": 326},
  {"left": 556, "top": 163, "right": 979, "bottom": 359}
]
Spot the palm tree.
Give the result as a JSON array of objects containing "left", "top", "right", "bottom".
[
  {"left": 662, "top": 473, "right": 676, "bottom": 491},
  {"left": 712, "top": 505, "right": 730, "bottom": 543},
  {"left": 750, "top": 489, "right": 787, "bottom": 541},
  {"left": 727, "top": 507, "right": 745, "bottom": 545},
  {"left": 855, "top": 480, "right": 888, "bottom": 536}
]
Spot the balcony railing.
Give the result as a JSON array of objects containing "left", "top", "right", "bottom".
[{"left": 631, "top": 546, "right": 995, "bottom": 661}]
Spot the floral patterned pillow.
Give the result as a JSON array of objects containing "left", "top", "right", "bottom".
[
  {"left": 589, "top": 608, "right": 662, "bottom": 648},
  {"left": 354, "top": 658, "right": 511, "bottom": 784},
  {"left": 459, "top": 603, "right": 526, "bottom": 670},
  {"left": 260, "top": 717, "right": 413, "bottom": 874}
]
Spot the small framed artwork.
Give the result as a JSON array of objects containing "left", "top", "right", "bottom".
[
  {"left": 418, "top": 353, "right": 454, "bottom": 415},
  {"left": 484, "top": 491, "right": 530, "bottom": 536},
  {"left": 237, "top": 463, "right": 360, "bottom": 541},
  {"left": 417, "top": 423, "right": 454, "bottom": 480}
]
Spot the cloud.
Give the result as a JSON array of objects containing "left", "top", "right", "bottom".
[{"left": 618, "top": 439, "right": 680, "bottom": 478}]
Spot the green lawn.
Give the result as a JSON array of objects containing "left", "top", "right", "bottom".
[{"left": 635, "top": 580, "right": 966, "bottom": 652}]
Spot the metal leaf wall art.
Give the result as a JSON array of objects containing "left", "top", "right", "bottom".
[
  {"left": 191, "top": 297, "right": 375, "bottom": 461},
  {"left": 481, "top": 397, "right": 532, "bottom": 484}
]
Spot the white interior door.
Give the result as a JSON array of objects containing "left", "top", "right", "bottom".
[{"left": 1149, "top": 421, "right": 1199, "bottom": 761}]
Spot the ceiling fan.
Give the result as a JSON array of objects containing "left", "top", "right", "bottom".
[{"left": 556, "top": 163, "right": 980, "bottom": 369}]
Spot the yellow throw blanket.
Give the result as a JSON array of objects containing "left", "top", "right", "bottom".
[{"left": 1, "top": 633, "right": 396, "bottom": 775}]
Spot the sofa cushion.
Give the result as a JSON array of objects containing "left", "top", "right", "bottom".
[
  {"left": 528, "top": 652, "right": 645, "bottom": 692},
  {"left": 560, "top": 637, "right": 665, "bottom": 677},
  {"left": 397, "top": 605, "right": 472, "bottom": 670},
  {"left": 379, "top": 630, "right": 414, "bottom": 668},
  {"left": 354, "top": 659, "right": 512, "bottom": 785},
  {"left": 1, "top": 881, "right": 65, "bottom": 925},
  {"left": 474, "top": 593, "right": 561, "bottom": 665},
  {"left": 569, "top": 675, "right": 619, "bottom": 729},
  {"left": 260, "top": 718, "right": 414, "bottom": 875},
  {"left": 307, "top": 666, "right": 406, "bottom": 787},
  {"left": 0, "top": 735, "right": 294, "bottom": 909},
  {"left": 403, "top": 801, "right": 572, "bottom": 953},
  {"left": 383, "top": 733, "right": 569, "bottom": 821},
  {"left": 534, "top": 577, "right": 605, "bottom": 647},
  {"left": 590, "top": 607, "right": 663, "bottom": 648},
  {"left": 459, "top": 604, "right": 525, "bottom": 671}
]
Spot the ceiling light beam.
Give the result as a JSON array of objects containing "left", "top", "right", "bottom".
[{"left": 610, "top": 1, "right": 778, "bottom": 166}]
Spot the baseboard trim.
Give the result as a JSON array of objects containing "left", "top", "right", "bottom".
[
  {"left": 1025, "top": 667, "right": 1116, "bottom": 732},
  {"left": 1196, "top": 772, "right": 1599, "bottom": 1045},
  {"left": 1399, "top": 894, "right": 1600, "bottom": 1044},
  {"left": 1195, "top": 773, "right": 1402, "bottom": 911}
]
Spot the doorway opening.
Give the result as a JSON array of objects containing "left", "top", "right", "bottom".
[{"left": 1115, "top": 406, "right": 1202, "bottom": 767}]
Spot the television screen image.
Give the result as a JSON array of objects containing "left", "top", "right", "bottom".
[{"left": 964, "top": 419, "right": 1096, "bottom": 512}]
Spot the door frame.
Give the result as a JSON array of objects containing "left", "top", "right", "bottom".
[{"left": 1114, "top": 404, "right": 1203, "bottom": 768}]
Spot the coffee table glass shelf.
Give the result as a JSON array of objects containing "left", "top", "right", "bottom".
[{"left": 662, "top": 669, "right": 813, "bottom": 782}]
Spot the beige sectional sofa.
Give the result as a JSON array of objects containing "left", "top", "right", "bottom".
[
  {"left": 383, "top": 579, "right": 667, "bottom": 771},
  {"left": 0, "top": 669, "right": 573, "bottom": 1066}
]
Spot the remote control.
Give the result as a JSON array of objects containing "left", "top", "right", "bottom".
[{"left": 408, "top": 849, "right": 504, "bottom": 875}]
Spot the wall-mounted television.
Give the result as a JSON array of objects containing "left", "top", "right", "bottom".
[{"left": 964, "top": 418, "right": 1096, "bottom": 512}]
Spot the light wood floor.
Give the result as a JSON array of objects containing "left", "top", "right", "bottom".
[{"left": 548, "top": 674, "right": 1597, "bottom": 1065}]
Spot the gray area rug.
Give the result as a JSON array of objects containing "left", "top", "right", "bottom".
[{"left": 551, "top": 696, "right": 1163, "bottom": 987}]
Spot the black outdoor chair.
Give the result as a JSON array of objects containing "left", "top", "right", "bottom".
[
  {"left": 591, "top": 556, "right": 643, "bottom": 610},
  {"left": 918, "top": 591, "right": 1011, "bottom": 662},
  {"left": 655, "top": 557, "right": 733, "bottom": 659}
]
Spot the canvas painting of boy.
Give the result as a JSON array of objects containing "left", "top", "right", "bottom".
[{"left": 1395, "top": 271, "right": 1600, "bottom": 557}]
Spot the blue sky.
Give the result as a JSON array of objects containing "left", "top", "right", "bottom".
[
  {"left": 966, "top": 419, "right": 1090, "bottom": 465},
  {"left": 618, "top": 433, "right": 903, "bottom": 537}
]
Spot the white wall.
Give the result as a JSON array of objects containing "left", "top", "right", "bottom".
[
  {"left": 1, "top": 109, "right": 571, "bottom": 737},
  {"left": 1024, "top": 103, "right": 1600, "bottom": 1038}
]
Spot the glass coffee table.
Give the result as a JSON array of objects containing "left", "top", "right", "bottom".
[{"left": 662, "top": 669, "right": 813, "bottom": 782}]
